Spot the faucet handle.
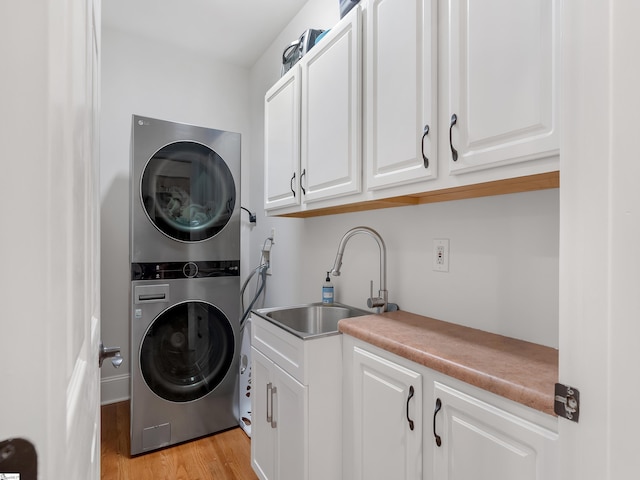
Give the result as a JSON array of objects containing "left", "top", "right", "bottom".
[
  {"left": 367, "top": 297, "right": 385, "bottom": 308},
  {"left": 367, "top": 280, "right": 385, "bottom": 309}
]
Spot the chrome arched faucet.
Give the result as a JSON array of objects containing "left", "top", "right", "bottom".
[{"left": 330, "top": 226, "right": 398, "bottom": 313}]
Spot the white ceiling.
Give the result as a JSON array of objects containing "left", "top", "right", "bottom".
[{"left": 102, "top": 0, "right": 310, "bottom": 68}]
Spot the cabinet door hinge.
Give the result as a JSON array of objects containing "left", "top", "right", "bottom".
[{"left": 554, "top": 383, "right": 580, "bottom": 422}]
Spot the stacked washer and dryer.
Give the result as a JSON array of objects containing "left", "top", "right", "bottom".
[{"left": 129, "top": 115, "right": 241, "bottom": 455}]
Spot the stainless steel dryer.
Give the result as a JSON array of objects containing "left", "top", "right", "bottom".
[
  {"left": 130, "top": 115, "right": 240, "bottom": 263},
  {"left": 130, "top": 268, "right": 240, "bottom": 455}
]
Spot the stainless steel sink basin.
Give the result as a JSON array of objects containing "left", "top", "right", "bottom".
[{"left": 253, "top": 302, "right": 371, "bottom": 339}]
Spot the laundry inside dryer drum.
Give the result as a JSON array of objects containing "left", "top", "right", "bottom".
[
  {"left": 140, "top": 141, "right": 236, "bottom": 242},
  {"left": 140, "top": 301, "right": 235, "bottom": 402}
]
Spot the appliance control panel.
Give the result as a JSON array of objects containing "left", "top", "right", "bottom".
[{"left": 131, "top": 260, "right": 240, "bottom": 280}]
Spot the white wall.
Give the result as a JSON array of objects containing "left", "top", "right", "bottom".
[
  {"left": 99, "top": 27, "right": 252, "bottom": 403},
  {"left": 248, "top": 0, "right": 559, "bottom": 347},
  {"left": 299, "top": 191, "right": 559, "bottom": 345}
]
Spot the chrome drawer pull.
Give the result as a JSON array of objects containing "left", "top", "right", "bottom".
[{"left": 266, "top": 383, "right": 273, "bottom": 424}]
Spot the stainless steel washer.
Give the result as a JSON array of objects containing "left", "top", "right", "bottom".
[{"left": 130, "top": 272, "right": 240, "bottom": 455}]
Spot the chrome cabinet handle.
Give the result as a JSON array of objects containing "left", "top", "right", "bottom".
[
  {"left": 300, "top": 169, "right": 306, "bottom": 195},
  {"left": 406, "top": 385, "right": 415, "bottom": 431},
  {"left": 421, "top": 125, "right": 430, "bottom": 168},
  {"left": 266, "top": 383, "right": 273, "bottom": 424},
  {"left": 449, "top": 114, "right": 458, "bottom": 162},
  {"left": 433, "top": 397, "right": 442, "bottom": 446},
  {"left": 290, "top": 173, "right": 296, "bottom": 197},
  {"left": 270, "top": 386, "right": 277, "bottom": 428}
]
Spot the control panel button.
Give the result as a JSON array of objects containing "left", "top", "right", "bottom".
[{"left": 183, "top": 262, "right": 199, "bottom": 278}]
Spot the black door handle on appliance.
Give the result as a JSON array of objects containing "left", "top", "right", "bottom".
[
  {"left": 290, "top": 172, "right": 296, "bottom": 197},
  {"left": 300, "top": 169, "right": 306, "bottom": 195},
  {"left": 433, "top": 397, "right": 442, "bottom": 446},
  {"left": 421, "top": 125, "right": 430, "bottom": 168},
  {"left": 449, "top": 114, "right": 458, "bottom": 162},
  {"left": 406, "top": 385, "right": 415, "bottom": 431}
]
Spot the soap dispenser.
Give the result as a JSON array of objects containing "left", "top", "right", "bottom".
[{"left": 322, "top": 271, "right": 334, "bottom": 304}]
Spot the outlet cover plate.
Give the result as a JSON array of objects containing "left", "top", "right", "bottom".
[{"left": 433, "top": 238, "right": 449, "bottom": 272}]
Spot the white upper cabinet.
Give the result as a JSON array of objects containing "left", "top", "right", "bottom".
[
  {"left": 264, "top": 8, "right": 362, "bottom": 213},
  {"left": 365, "top": 0, "right": 438, "bottom": 189},
  {"left": 263, "top": 0, "right": 561, "bottom": 216},
  {"left": 300, "top": 6, "right": 362, "bottom": 203},
  {"left": 445, "top": 0, "right": 560, "bottom": 174},
  {"left": 264, "top": 68, "right": 301, "bottom": 210}
]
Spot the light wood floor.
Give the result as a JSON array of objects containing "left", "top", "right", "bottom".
[{"left": 101, "top": 401, "right": 259, "bottom": 480}]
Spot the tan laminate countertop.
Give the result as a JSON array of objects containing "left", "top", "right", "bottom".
[{"left": 338, "top": 310, "right": 558, "bottom": 416}]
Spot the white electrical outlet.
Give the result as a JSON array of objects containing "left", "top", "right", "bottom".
[
  {"left": 270, "top": 228, "right": 276, "bottom": 244},
  {"left": 433, "top": 239, "right": 450, "bottom": 272},
  {"left": 261, "top": 248, "right": 272, "bottom": 275}
]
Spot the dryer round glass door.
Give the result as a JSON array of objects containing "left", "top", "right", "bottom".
[
  {"left": 140, "top": 141, "right": 236, "bottom": 242},
  {"left": 140, "top": 300, "right": 235, "bottom": 402}
]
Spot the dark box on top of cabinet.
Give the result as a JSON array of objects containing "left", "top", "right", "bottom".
[{"left": 339, "top": 0, "right": 359, "bottom": 18}]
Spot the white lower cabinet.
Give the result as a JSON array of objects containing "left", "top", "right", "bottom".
[
  {"left": 351, "top": 345, "right": 423, "bottom": 480},
  {"left": 343, "top": 335, "right": 559, "bottom": 480},
  {"left": 250, "top": 314, "right": 343, "bottom": 480},
  {"left": 433, "top": 381, "right": 559, "bottom": 480},
  {"left": 251, "top": 347, "right": 307, "bottom": 480}
]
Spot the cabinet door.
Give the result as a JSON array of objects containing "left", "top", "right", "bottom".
[
  {"left": 251, "top": 347, "right": 308, "bottom": 480},
  {"left": 273, "top": 363, "right": 308, "bottom": 480},
  {"left": 433, "top": 382, "right": 559, "bottom": 480},
  {"left": 366, "top": 0, "right": 438, "bottom": 189},
  {"left": 352, "top": 346, "right": 423, "bottom": 480},
  {"left": 299, "top": 6, "right": 362, "bottom": 203},
  {"left": 251, "top": 348, "right": 276, "bottom": 480},
  {"left": 446, "top": 0, "right": 559, "bottom": 174},
  {"left": 264, "top": 68, "right": 301, "bottom": 211}
]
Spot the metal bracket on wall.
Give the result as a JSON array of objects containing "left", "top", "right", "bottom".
[{"left": 554, "top": 383, "right": 580, "bottom": 422}]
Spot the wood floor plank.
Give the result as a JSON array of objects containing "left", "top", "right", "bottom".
[
  {"left": 100, "top": 403, "right": 120, "bottom": 480},
  {"left": 101, "top": 401, "right": 258, "bottom": 480}
]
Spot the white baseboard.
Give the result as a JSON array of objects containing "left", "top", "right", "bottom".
[{"left": 101, "top": 373, "right": 130, "bottom": 405}]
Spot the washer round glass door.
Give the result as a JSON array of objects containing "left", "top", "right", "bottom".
[
  {"left": 140, "top": 141, "right": 236, "bottom": 242},
  {"left": 140, "top": 300, "right": 235, "bottom": 403}
]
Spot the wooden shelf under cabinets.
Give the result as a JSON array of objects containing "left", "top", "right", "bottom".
[{"left": 277, "top": 171, "right": 559, "bottom": 218}]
